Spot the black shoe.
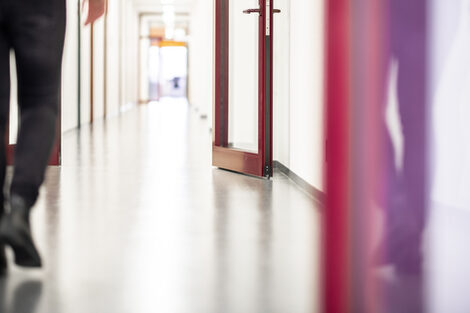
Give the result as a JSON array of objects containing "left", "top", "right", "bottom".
[
  {"left": 0, "top": 195, "right": 42, "bottom": 268},
  {"left": 0, "top": 244, "right": 6, "bottom": 275}
]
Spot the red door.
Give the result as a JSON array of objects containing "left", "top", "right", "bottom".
[{"left": 213, "top": 0, "right": 275, "bottom": 178}]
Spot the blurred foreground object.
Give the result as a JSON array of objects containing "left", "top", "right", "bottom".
[{"left": 323, "top": 1, "right": 429, "bottom": 312}]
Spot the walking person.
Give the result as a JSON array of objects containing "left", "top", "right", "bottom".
[{"left": 0, "top": 0, "right": 106, "bottom": 272}]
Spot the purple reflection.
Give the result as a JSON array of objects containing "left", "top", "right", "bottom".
[
  {"left": 376, "top": 0, "right": 429, "bottom": 312},
  {"left": 383, "top": 0, "right": 428, "bottom": 273}
]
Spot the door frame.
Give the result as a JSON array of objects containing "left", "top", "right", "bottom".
[
  {"left": 212, "top": 0, "right": 273, "bottom": 178},
  {"left": 137, "top": 13, "right": 191, "bottom": 104}
]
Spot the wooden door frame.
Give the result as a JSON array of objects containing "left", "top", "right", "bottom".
[{"left": 212, "top": 0, "right": 273, "bottom": 178}]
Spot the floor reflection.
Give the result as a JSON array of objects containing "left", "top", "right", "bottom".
[
  {"left": 1, "top": 99, "right": 321, "bottom": 313},
  {"left": 212, "top": 169, "right": 318, "bottom": 313},
  {"left": 0, "top": 276, "right": 43, "bottom": 313},
  {"left": 212, "top": 172, "right": 275, "bottom": 313}
]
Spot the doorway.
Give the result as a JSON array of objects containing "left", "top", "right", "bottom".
[
  {"left": 138, "top": 13, "right": 189, "bottom": 104},
  {"left": 212, "top": 0, "right": 276, "bottom": 178}
]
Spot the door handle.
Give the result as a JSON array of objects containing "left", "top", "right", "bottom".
[
  {"left": 243, "top": 8, "right": 281, "bottom": 14},
  {"left": 243, "top": 8, "right": 261, "bottom": 14},
  {"left": 243, "top": 6, "right": 281, "bottom": 36}
]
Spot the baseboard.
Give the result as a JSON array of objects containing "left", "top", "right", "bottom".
[{"left": 273, "top": 161, "right": 325, "bottom": 207}]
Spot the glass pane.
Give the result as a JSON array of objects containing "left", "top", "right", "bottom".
[{"left": 228, "top": 0, "right": 259, "bottom": 153}]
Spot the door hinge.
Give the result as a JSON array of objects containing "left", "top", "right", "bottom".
[{"left": 265, "top": 165, "right": 273, "bottom": 178}]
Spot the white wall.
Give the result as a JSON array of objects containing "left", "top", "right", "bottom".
[
  {"left": 188, "top": 0, "right": 213, "bottom": 123},
  {"left": 106, "top": 0, "right": 123, "bottom": 117},
  {"left": 94, "top": 0, "right": 126, "bottom": 120},
  {"left": 428, "top": 2, "right": 470, "bottom": 311},
  {"left": 63, "top": 0, "right": 115, "bottom": 131},
  {"left": 273, "top": 0, "right": 325, "bottom": 191},
  {"left": 122, "top": 0, "right": 140, "bottom": 108},
  {"left": 80, "top": 24, "right": 92, "bottom": 126},
  {"left": 139, "top": 37, "right": 150, "bottom": 102},
  {"left": 61, "top": 0, "right": 136, "bottom": 130},
  {"left": 430, "top": 0, "right": 470, "bottom": 208},
  {"left": 287, "top": 0, "right": 324, "bottom": 190},
  {"left": 93, "top": 18, "right": 106, "bottom": 120},
  {"left": 273, "top": 0, "right": 291, "bottom": 169},
  {"left": 62, "top": 0, "right": 80, "bottom": 133}
]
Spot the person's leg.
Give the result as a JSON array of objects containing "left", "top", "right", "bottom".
[
  {"left": 0, "top": 0, "right": 66, "bottom": 267},
  {"left": 10, "top": 0, "right": 66, "bottom": 204},
  {"left": 0, "top": 22, "right": 11, "bottom": 274}
]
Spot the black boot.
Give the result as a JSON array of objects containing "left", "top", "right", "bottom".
[{"left": 0, "top": 195, "right": 42, "bottom": 268}]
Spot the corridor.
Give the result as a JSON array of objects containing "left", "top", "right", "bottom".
[
  {"left": 5, "top": 0, "right": 470, "bottom": 311},
  {"left": 0, "top": 99, "right": 321, "bottom": 313}
]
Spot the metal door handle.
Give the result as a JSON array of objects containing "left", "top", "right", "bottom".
[
  {"left": 244, "top": 7, "right": 281, "bottom": 36},
  {"left": 243, "top": 8, "right": 261, "bottom": 14},
  {"left": 243, "top": 8, "right": 281, "bottom": 14}
]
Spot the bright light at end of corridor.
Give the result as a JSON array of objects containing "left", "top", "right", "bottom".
[{"left": 163, "top": 5, "right": 176, "bottom": 39}]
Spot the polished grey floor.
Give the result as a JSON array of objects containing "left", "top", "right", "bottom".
[{"left": 0, "top": 99, "right": 321, "bottom": 313}]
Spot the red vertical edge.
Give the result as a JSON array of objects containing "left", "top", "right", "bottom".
[
  {"left": 90, "top": 23, "right": 94, "bottom": 124},
  {"left": 49, "top": 109, "right": 61, "bottom": 166},
  {"left": 323, "top": 0, "right": 351, "bottom": 312},
  {"left": 103, "top": 11, "right": 108, "bottom": 118},
  {"left": 6, "top": 129, "right": 13, "bottom": 165},
  {"left": 222, "top": 0, "right": 229, "bottom": 146},
  {"left": 214, "top": 0, "right": 222, "bottom": 147},
  {"left": 268, "top": 0, "right": 274, "bottom": 173},
  {"left": 258, "top": 0, "right": 266, "bottom": 174},
  {"left": 214, "top": 0, "right": 229, "bottom": 147}
]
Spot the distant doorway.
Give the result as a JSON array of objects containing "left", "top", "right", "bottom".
[
  {"left": 157, "top": 42, "right": 188, "bottom": 99},
  {"left": 138, "top": 14, "right": 189, "bottom": 104}
]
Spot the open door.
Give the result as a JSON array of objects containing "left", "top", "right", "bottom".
[{"left": 213, "top": 0, "right": 277, "bottom": 178}]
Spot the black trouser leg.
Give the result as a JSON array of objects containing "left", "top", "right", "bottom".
[
  {"left": 7, "top": 0, "right": 66, "bottom": 206},
  {"left": 0, "top": 25, "right": 10, "bottom": 217},
  {"left": 0, "top": 0, "right": 66, "bottom": 268},
  {"left": 0, "top": 20, "right": 11, "bottom": 272}
]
